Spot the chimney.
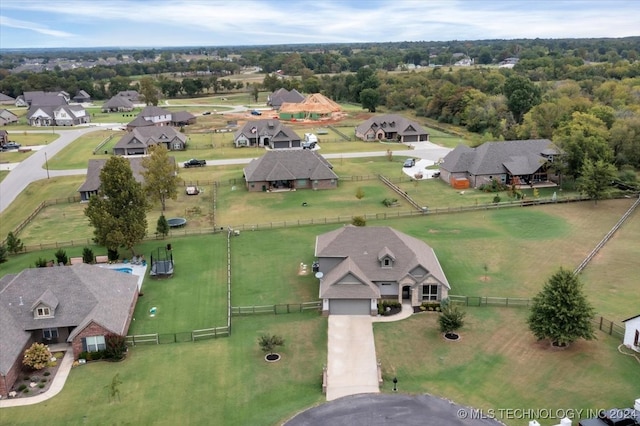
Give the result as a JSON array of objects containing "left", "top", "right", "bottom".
[{"left": 19, "top": 296, "right": 24, "bottom": 306}]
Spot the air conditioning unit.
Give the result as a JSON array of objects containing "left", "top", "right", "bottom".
[{"left": 634, "top": 398, "right": 640, "bottom": 412}]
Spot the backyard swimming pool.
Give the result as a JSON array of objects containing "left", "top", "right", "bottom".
[{"left": 112, "top": 267, "right": 133, "bottom": 274}]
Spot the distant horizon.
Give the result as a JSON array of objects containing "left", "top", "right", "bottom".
[
  {"left": 1, "top": 34, "right": 639, "bottom": 54},
  {"left": 0, "top": 0, "right": 638, "bottom": 49}
]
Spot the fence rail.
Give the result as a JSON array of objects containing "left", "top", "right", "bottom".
[
  {"left": 378, "top": 174, "right": 425, "bottom": 212},
  {"left": 125, "top": 326, "right": 230, "bottom": 346},
  {"left": 231, "top": 301, "right": 321, "bottom": 316},
  {"left": 592, "top": 316, "right": 625, "bottom": 338},
  {"left": 449, "top": 295, "right": 531, "bottom": 307}
]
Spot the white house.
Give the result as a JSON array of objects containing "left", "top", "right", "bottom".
[{"left": 622, "top": 314, "right": 640, "bottom": 352}]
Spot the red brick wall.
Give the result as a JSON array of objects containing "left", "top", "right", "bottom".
[
  {"left": 0, "top": 338, "right": 34, "bottom": 397},
  {"left": 71, "top": 322, "right": 111, "bottom": 359}
]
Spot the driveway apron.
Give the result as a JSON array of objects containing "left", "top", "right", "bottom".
[{"left": 326, "top": 315, "right": 380, "bottom": 401}]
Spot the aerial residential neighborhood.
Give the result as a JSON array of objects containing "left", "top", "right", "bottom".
[{"left": 0, "top": 1, "right": 638, "bottom": 425}]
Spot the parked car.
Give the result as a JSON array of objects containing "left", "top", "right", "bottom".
[
  {"left": 202, "top": 111, "right": 211, "bottom": 115},
  {"left": 403, "top": 158, "right": 415, "bottom": 168},
  {"left": 250, "top": 110, "right": 262, "bottom": 116},
  {"left": 432, "top": 171, "right": 441, "bottom": 178},
  {"left": 2, "top": 142, "right": 21, "bottom": 150},
  {"left": 183, "top": 159, "right": 206, "bottom": 168}
]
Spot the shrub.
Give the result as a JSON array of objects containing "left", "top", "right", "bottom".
[
  {"left": 23, "top": 343, "right": 52, "bottom": 370},
  {"left": 258, "top": 335, "right": 285, "bottom": 355},
  {"left": 104, "top": 333, "right": 127, "bottom": 360},
  {"left": 382, "top": 198, "right": 398, "bottom": 207},
  {"left": 23, "top": 388, "right": 29, "bottom": 394},
  {"left": 54, "top": 248, "right": 68, "bottom": 265},
  {"left": 479, "top": 178, "right": 506, "bottom": 193},
  {"left": 82, "top": 247, "right": 95, "bottom": 264},
  {"left": 38, "top": 383, "right": 45, "bottom": 389},
  {"left": 351, "top": 216, "right": 366, "bottom": 226},
  {"left": 420, "top": 301, "right": 441, "bottom": 311},
  {"left": 18, "top": 384, "right": 27, "bottom": 391},
  {"left": 438, "top": 304, "right": 466, "bottom": 334},
  {"left": 43, "top": 371, "right": 51, "bottom": 377},
  {"left": 377, "top": 300, "right": 402, "bottom": 316},
  {"left": 78, "top": 351, "right": 89, "bottom": 360},
  {"left": 34, "top": 257, "right": 48, "bottom": 268},
  {"left": 493, "top": 194, "right": 501, "bottom": 204},
  {"left": 107, "top": 248, "right": 119, "bottom": 262},
  {"left": 41, "top": 378, "right": 47, "bottom": 382}
]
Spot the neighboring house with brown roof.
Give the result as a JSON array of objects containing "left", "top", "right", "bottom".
[
  {"left": 243, "top": 150, "right": 338, "bottom": 192},
  {"left": 234, "top": 119, "right": 301, "bottom": 149},
  {"left": 267, "top": 88, "right": 305, "bottom": 110},
  {"left": 0, "top": 264, "right": 139, "bottom": 397},
  {"left": 0, "top": 93, "right": 16, "bottom": 105},
  {"left": 314, "top": 226, "right": 450, "bottom": 316},
  {"left": 102, "top": 96, "right": 134, "bottom": 112},
  {"left": 355, "top": 114, "right": 429, "bottom": 143},
  {"left": 77, "top": 156, "right": 176, "bottom": 201},
  {"left": 113, "top": 126, "right": 186, "bottom": 156},
  {"left": 0, "top": 109, "right": 19, "bottom": 126},
  {"left": 439, "top": 139, "right": 561, "bottom": 189}
]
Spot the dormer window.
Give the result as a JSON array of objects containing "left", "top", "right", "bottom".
[
  {"left": 383, "top": 258, "right": 391, "bottom": 267},
  {"left": 36, "top": 306, "right": 51, "bottom": 318}
]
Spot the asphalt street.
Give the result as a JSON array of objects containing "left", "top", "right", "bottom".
[{"left": 285, "top": 393, "right": 505, "bottom": 426}]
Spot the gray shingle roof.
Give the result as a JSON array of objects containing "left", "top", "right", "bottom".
[
  {"left": 315, "top": 226, "right": 450, "bottom": 299},
  {"left": 441, "top": 139, "right": 560, "bottom": 176},
  {"left": 234, "top": 119, "right": 301, "bottom": 142},
  {"left": 319, "top": 258, "right": 380, "bottom": 299},
  {"left": 103, "top": 96, "right": 134, "bottom": 110},
  {"left": 268, "top": 88, "right": 305, "bottom": 108},
  {"left": 114, "top": 126, "right": 186, "bottom": 151},
  {"left": 243, "top": 150, "right": 338, "bottom": 182},
  {"left": 356, "top": 114, "right": 428, "bottom": 138},
  {"left": 77, "top": 156, "right": 176, "bottom": 193},
  {"left": 0, "top": 265, "right": 138, "bottom": 374}
]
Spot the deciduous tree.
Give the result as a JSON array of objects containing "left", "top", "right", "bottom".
[
  {"left": 84, "top": 156, "right": 148, "bottom": 256},
  {"left": 503, "top": 75, "right": 541, "bottom": 123},
  {"left": 576, "top": 159, "right": 617, "bottom": 204},
  {"left": 23, "top": 343, "right": 51, "bottom": 370},
  {"left": 141, "top": 144, "right": 181, "bottom": 211},
  {"left": 527, "top": 268, "right": 595, "bottom": 347}
]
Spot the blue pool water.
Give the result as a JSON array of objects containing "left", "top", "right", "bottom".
[{"left": 113, "top": 267, "right": 133, "bottom": 274}]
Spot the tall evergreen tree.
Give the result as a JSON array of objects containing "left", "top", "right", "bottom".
[
  {"left": 528, "top": 268, "right": 595, "bottom": 347},
  {"left": 85, "top": 156, "right": 148, "bottom": 255},
  {"left": 576, "top": 159, "right": 618, "bottom": 204}
]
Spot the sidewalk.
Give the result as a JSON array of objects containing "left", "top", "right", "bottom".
[{"left": 0, "top": 350, "right": 74, "bottom": 408}]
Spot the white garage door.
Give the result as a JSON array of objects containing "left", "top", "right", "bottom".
[{"left": 329, "top": 299, "right": 371, "bottom": 315}]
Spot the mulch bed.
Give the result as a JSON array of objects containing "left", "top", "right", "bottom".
[{"left": 8, "top": 352, "right": 64, "bottom": 399}]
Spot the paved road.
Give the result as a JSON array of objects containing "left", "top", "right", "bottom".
[
  {"left": 0, "top": 126, "right": 105, "bottom": 213},
  {"left": 0, "top": 131, "right": 451, "bottom": 214},
  {"left": 285, "top": 393, "right": 504, "bottom": 426}
]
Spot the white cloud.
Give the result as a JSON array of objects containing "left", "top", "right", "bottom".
[{"left": 0, "top": 15, "right": 74, "bottom": 38}]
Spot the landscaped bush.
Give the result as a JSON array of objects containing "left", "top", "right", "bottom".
[
  {"left": 104, "top": 333, "right": 127, "bottom": 360},
  {"left": 22, "top": 343, "right": 51, "bottom": 370},
  {"left": 351, "top": 216, "right": 366, "bottom": 226},
  {"left": 54, "top": 248, "right": 68, "bottom": 265},
  {"left": 43, "top": 371, "right": 51, "bottom": 377},
  {"left": 17, "top": 384, "right": 27, "bottom": 391},
  {"left": 377, "top": 300, "right": 402, "bottom": 316},
  {"left": 382, "top": 198, "right": 398, "bottom": 207},
  {"left": 420, "top": 301, "right": 442, "bottom": 311},
  {"left": 34, "top": 257, "right": 48, "bottom": 268},
  {"left": 23, "top": 388, "right": 29, "bottom": 394},
  {"left": 81, "top": 350, "right": 106, "bottom": 361},
  {"left": 82, "top": 247, "right": 95, "bottom": 264},
  {"left": 107, "top": 249, "right": 119, "bottom": 262},
  {"left": 38, "top": 383, "right": 45, "bottom": 389},
  {"left": 478, "top": 178, "right": 507, "bottom": 193}
]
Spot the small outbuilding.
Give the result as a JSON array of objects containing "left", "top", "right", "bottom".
[{"left": 623, "top": 314, "right": 640, "bottom": 352}]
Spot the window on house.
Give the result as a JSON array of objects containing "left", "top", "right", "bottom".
[
  {"left": 635, "top": 330, "right": 639, "bottom": 347},
  {"left": 36, "top": 307, "right": 51, "bottom": 317},
  {"left": 43, "top": 328, "right": 59, "bottom": 340},
  {"left": 84, "top": 336, "right": 106, "bottom": 352},
  {"left": 422, "top": 285, "right": 438, "bottom": 301},
  {"left": 383, "top": 258, "right": 391, "bottom": 267}
]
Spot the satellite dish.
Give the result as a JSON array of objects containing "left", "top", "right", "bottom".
[{"left": 315, "top": 272, "right": 324, "bottom": 279}]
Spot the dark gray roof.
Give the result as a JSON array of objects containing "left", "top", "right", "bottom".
[
  {"left": 315, "top": 226, "right": 450, "bottom": 299},
  {"left": 103, "top": 96, "right": 134, "bottom": 109},
  {"left": 116, "top": 90, "right": 140, "bottom": 101},
  {"left": 127, "top": 115, "right": 154, "bottom": 128},
  {"left": 441, "top": 139, "right": 560, "bottom": 176},
  {"left": 171, "top": 111, "right": 196, "bottom": 122},
  {"left": 27, "top": 92, "right": 67, "bottom": 107},
  {"left": 78, "top": 156, "right": 176, "bottom": 193},
  {"left": 0, "top": 93, "right": 16, "bottom": 103},
  {"left": 0, "top": 264, "right": 138, "bottom": 374},
  {"left": 234, "top": 119, "right": 301, "bottom": 142},
  {"left": 244, "top": 150, "right": 338, "bottom": 182},
  {"left": 26, "top": 104, "right": 86, "bottom": 120},
  {"left": 320, "top": 258, "right": 380, "bottom": 299},
  {"left": 137, "top": 105, "right": 171, "bottom": 119},
  {"left": 114, "top": 127, "right": 186, "bottom": 151},
  {"left": 268, "top": 88, "right": 305, "bottom": 108},
  {"left": 356, "top": 114, "right": 428, "bottom": 137}
]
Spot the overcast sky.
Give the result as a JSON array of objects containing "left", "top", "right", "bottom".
[{"left": 0, "top": 0, "right": 638, "bottom": 49}]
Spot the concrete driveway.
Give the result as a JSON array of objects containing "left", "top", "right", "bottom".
[{"left": 326, "top": 315, "right": 380, "bottom": 401}]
